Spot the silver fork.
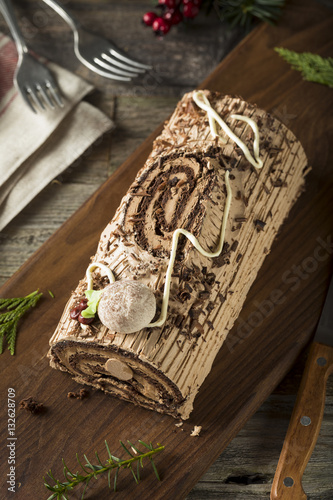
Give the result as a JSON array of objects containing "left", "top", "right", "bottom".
[
  {"left": 0, "top": 0, "right": 63, "bottom": 113},
  {"left": 42, "top": 0, "right": 151, "bottom": 81}
]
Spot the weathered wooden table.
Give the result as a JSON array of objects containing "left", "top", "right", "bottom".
[{"left": 0, "top": 1, "right": 332, "bottom": 499}]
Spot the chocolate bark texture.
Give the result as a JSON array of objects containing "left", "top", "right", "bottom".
[{"left": 48, "top": 90, "right": 309, "bottom": 419}]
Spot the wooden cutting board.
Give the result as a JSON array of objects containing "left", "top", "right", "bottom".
[{"left": 1, "top": 1, "right": 332, "bottom": 498}]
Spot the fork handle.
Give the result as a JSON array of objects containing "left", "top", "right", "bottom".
[
  {"left": 0, "top": 0, "right": 28, "bottom": 55},
  {"left": 41, "top": 0, "right": 80, "bottom": 32}
]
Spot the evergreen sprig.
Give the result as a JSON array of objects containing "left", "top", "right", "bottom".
[
  {"left": 206, "top": 0, "right": 285, "bottom": 30},
  {"left": 275, "top": 47, "right": 333, "bottom": 88},
  {"left": 0, "top": 290, "right": 43, "bottom": 355},
  {"left": 44, "top": 440, "right": 165, "bottom": 499}
]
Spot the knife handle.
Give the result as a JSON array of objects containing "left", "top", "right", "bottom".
[{"left": 270, "top": 341, "right": 333, "bottom": 500}]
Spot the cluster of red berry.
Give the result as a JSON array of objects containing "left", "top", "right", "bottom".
[
  {"left": 142, "top": 0, "right": 202, "bottom": 36},
  {"left": 70, "top": 298, "right": 94, "bottom": 325}
]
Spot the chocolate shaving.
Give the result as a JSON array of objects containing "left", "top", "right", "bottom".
[
  {"left": 189, "top": 308, "right": 201, "bottom": 319},
  {"left": 206, "top": 302, "right": 215, "bottom": 313},
  {"left": 190, "top": 320, "right": 205, "bottom": 335},
  {"left": 230, "top": 241, "right": 239, "bottom": 252},
  {"left": 254, "top": 219, "right": 266, "bottom": 232},
  {"left": 178, "top": 291, "right": 191, "bottom": 302},
  {"left": 175, "top": 315, "right": 184, "bottom": 328},
  {"left": 271, "top": 178, "right": 287, "bottom": 188},
  {"left": 205, "top": 272, "right": 216, "bottom": 285}
]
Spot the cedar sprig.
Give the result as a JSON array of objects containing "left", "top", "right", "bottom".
[
  {"left": 44, "top": 439, "right": 165, "bottom": 499},
  {"left": 0, "top": 290, "right": 43, "bottom": 355},
  {"left": 275, "top": 47, "right": 333, "bottom": 88}
]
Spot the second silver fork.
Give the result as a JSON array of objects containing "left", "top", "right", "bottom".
[{"left": 41, "top": 0, "right": 151, "bottom": 81}]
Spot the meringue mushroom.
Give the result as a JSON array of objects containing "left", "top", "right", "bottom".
[{"left": 98, "top": 280, "right": 156, "bottom": 334}]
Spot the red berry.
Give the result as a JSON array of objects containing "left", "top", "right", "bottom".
[
  {"left": 183, "top": 0, "right": 201, "bottom": 4},
  {"left": 165, "top": 0, "right": 177, "bottom": 7},
  {"left": 70, "top": 306, "right": 81, "bottom": 320},
  {"left": 183, "top": 1, "right": 200, "bottom": 18},
  {"left": 171, "top": 9, "right": 183, "bottom": 24},
  {"left": 143, "top": 11, "right": 157, "bottom": 26},
  {"left": 164, "top": 8, "right": 183, "bottom": 25},
  {"left": 163, "top": 9, "right": 174, "bottom": 21},
  {"left": 78, "top": 313, "right": 94, "bottom": 325},
  {"left": 152, "top": 17, "right": 171, "bottom": 35},
  {"left": 159, "top": 0, "right": 176, "bottom": 5},
  {"left": 78, "top": 299, "right": 88, "bottom": 310}
]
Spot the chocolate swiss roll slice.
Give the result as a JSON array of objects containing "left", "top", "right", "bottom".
[{"left": 48, "top": 90, "right": 309, "bottom": 419}]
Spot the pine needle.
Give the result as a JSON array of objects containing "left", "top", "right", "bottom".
[
  {"left": 207, "top": 0, "right": 285, "bottom": 30},
  {"left": 43, "top": 440, "right": 164, "bottom": 499},
  {"left": 275, "top": 47, "right": 333, "bottom": 88},
  {"left": 0, "top": 290, "right": 43, "bottom": 355}
]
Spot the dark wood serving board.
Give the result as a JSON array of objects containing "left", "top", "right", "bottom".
[{"left": 1, "top": 1, "right": 332, "bottom": 498}]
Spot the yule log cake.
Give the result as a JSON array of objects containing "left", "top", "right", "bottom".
[{"left": 48, "top": 90, "right": 309, "bottom": 419}]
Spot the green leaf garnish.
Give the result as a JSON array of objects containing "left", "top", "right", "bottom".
[
  {"left": 81, "top": 290, "right": 102, "bottom": 318},
  {"left": 275, "top": 48, "right": 333, "bottom": 88},
  {"left": 43, "top": 440, "right": 164, "bottom": 499}
]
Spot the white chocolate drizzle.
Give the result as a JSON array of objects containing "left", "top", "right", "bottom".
[
  {"left": 86, "top": 262, "right": 115, "bottom": 290},
  {"left": 192, "top": 91, "right": 263, "bottom": 169},
  {"left": 147, "top": 170, "right": 232, "bottom": 328}
]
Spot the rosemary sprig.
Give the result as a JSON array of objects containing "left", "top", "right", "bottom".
[
  {"left": 275, "top": 47, "right": 333, "bottom": 88},
  {"left": 0, "top": 290, "right": 43, "bottom": 355},
  {"left": 44, "top": 439, "right": 165, "bottom": 499}
]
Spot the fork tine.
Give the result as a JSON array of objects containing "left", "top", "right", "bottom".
[
  {"left": 27, "top": 86, "right": 45, "bottom": 111},
  {"left": 20, "top": 87, "right": 37, "bottom": 114},
  {"left": 109, "top": 49, "right": 152, "bottom": 70},
  {"left": 77, "top": 57, "right": 132, "bottom": 81},
  {"left": 95, "top": 56, "right": 139, "bottom": 77},
  {"left": 101, "top": 53, "right": 145, "bottom": 74},
  {"left": 38, "top": 84, "right": 55, "bottom": 110},
  {"left": 46, "top": 80, "right": 64, "bottom": 108}
]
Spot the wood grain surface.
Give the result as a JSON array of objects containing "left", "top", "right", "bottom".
[{"left": 0, "top": 1, "right": 332, "bottom": 499}]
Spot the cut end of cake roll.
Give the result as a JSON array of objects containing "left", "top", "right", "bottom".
[
  {"left": 49, "top": 339, "right": 186, "bottom": 417},
  {"left": 48, "top": 90, "right": 309, "bottom": 420}
]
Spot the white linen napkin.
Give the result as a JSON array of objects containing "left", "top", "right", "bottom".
[{"left": 0, "top": 33, "right": 114, "bottom": 231}]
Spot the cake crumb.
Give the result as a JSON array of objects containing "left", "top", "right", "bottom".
[
  {"left": 67, "top": 389, "right": 89, "bottom": 400},
  {"left": 19, "top": 397, "right": 45, "bottom": 414},
  {"left": 175, "top": 421, "right": 183, "bottom": 427},
  {"left": 190, "top": 425, "right": 202, "bottom": 437}
]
